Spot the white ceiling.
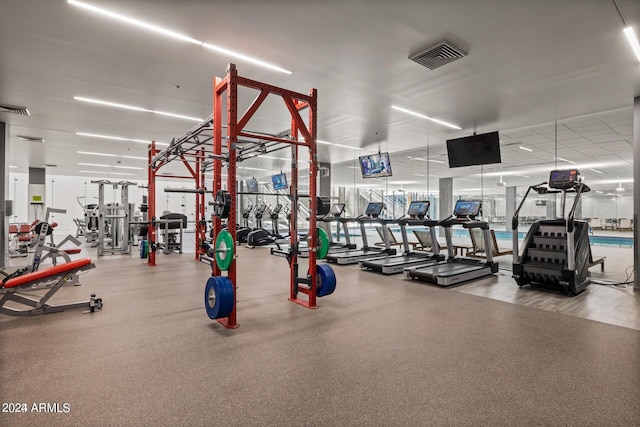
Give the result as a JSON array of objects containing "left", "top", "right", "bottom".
[{"left": 1, "top": 0, "right": 639, "bottom": 194}]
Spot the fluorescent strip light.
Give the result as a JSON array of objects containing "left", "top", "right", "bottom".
[
  {"left": 79, "top": 170, "right": 136, "bottom": 176},
  {"left": 79, "top": 163, "right": 109, "bottom": 168},
  {"left": 513, "top": 174, "right": 530, "bottom": 178},
  {"left": 74, "top": 96, "right": 202, "bottom": 122},
  {"left": 9, "top": 165, "right": 18, "bottom": 169},
  {"left": 391, "top": 105, "right": 461, "bottom": 130},
  {"left": 76, "top": 132, "right": 169, "bottom": 147},
  {"left": 316, "top": 140, "right": 364, "bottom": 150},
  {"left": 202, "top": 43, "right": 292, "bottom": 74},
  {"left": 79, "top": 163, "right": 142, "bottom": 171},
  {"left": 409, "top": 157, "right": 445, "bottom": 164},
  {"left": 518, "top": 146, "right": 533, "bottom": 152},
  {"left": 67, "top": 0, "right": 202, "bottom": 45},
  {"left": 412, "top": 173, "right": 427, "bottom": 177},
  {"left": 77, "top": 151, "right": 147, "bottom": 160},
  {"left": 114, "top": 165, "right": 144, "bottom": 170},
  {"left": 67, "top": 1, "right": 291, "bottom": 74},
  {"left": 238, "top": 166, "right": 268, "bottom": 171},
  {"left": 623, "top": 27, "right": 640, "bottom": 63},
  {"left": 589, "top": 168, "right": 603, "bottom": 174},
  {"left": 555, "top": 157, "right": 577, "bottom": 165},
  {"left": 595, "top": 190, "right": 603, "bottom": 194}
]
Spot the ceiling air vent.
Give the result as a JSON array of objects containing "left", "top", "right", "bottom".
[
  {"left": 17, "top": 135, "right": 45, "bottom": 143},
  {"left": 409, "top": 41, "right": 467, "bottom": 70},
  {"left": 0, "top": 104, "right": 30, "bottom": 116}
]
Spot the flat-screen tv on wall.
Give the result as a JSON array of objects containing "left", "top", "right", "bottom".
[
  {"left": 446, "top": 131, "right": 501, "bottom": 168},
  {"left": 359, "top": 152, "right": 393, "bottom": 178},
  {"left": 271, "top": 173, "right": 288, "bottom": 190}
]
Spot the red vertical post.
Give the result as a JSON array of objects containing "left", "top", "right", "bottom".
[
  {"left": 213, "top": 76, "right": 223, "bottom": 278},
  {"left": 289, "top": 117, "right": 299, "bottom": 302},
  {"left": 308, "top": 89, "right": 318, "bottom": 308},
  {"left": 222, "top": 64, "right": 238, "bottom": 329},
  {"left": 147, "top": 141, "right": 157, "bottom": 267}
]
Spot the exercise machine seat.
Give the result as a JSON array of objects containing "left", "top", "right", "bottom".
[
  {"left": 62, "top": 248, "right": 82, "bottom": 255},
  {"left": 3, "top": 258, "right": 93, "bottom": 289}
]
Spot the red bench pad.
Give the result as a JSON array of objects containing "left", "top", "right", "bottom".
[
  {"left": 4, "top": 258, "right": 93, "bottom": 289},
  {"left": 63, "top": 248, "right": 82, "bottom": 254}
]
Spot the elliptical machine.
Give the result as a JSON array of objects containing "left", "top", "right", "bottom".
[
  {"left": 236, "top": 203, "right": 254, "bottom": 244},
  {"left": 512, "top": 169, "right": 591, "bottom": 295}
]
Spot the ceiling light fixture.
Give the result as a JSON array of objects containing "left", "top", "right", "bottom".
[
  {"left": 67, "top": 0, "right": 291, "bottom": 74},
  {"left": 9, "top": 165, "right": 18, "bottom": 169},
  {"left": 589, "top": 168, "right": 603, "bottom": 174},
  {"left": 74, "top": 96, "right": 202, "bottom": 122},
  {"left": 316, "top": 140, "right": 364, "bottom": 150},
  {"left": 76, "top": 132, "right": 169, "bottom": 146},
  {"left": 390, "top": 105, "right": 461, "bottom": 130},
  {"left": 77, "top": 151, "right": 147, "bottom": 160},
  {"left": 238, "top": 166, "right": 268, "bottom": 171},
  {"left": 555, "top": 157, "right": 577, "bottom": 165},
  {"left": 518, "top": 146, "right": 532, "bottom": 152},
  {"left": 623, "top": 27, "right": 640, "bottom": 63},
  {"left": 79, "top": 163, "right": 143, "bottom": 170},
  {"left": 616, "top": 182, "right": 625, "bottom": 192},
  {"left": 595, "top": 190, "right": 603, "bottom": 194}
]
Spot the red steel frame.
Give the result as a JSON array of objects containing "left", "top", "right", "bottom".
[
  {"left": 147, "top": 144, "right": 208, "bottom": 267},
  {"left": 213, "top": 64, "right": 319, "bottom": 329}
]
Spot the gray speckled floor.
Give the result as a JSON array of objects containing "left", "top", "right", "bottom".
[{"left": 1, "top": 247, "right": 639, "bottom": 426}]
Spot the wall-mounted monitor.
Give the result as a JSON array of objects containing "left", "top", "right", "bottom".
[
  {"left": 271, "top": 173, "right": 288, "bottom": 190},
  {"left": 446, "top": 131, "right": 501, "bottom": 168},
  {"left": 246, "top": 178, "right": 258, "bottom": 193},
  {"left": 407, "top": 201, "right": 430, "bottom": 217},
  {"left": 359, "top": 152, "right": 393, "bottom": 178}
]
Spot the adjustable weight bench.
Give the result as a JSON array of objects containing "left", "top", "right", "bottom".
[{"left": 0, "top": 258, "right": 101, "bottom": 317}]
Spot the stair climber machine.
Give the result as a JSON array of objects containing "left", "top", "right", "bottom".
[
  {"left": 318, "top": 203, "right": 357, "bottom": 255},
  {"left": 360, "top": 201, "right": 445, "bottom": 274},
  {"left": 405, "top": 200, "right": 499, "bottom": 286},
  {"left": 512, "top": 169, "right": 591, "bottom": 295},
  {"left": 324, "top": 202, "right": 396, "bottom": 265}
]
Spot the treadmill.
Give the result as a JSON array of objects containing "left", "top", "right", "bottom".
[
  {"left": 360, "top": 201, "right": 445, "bottom": 274},
  {"left": 405, "top": 200, "right": 499, "bottom": 286},
  {"left": 324, "top": 202, "right": 396, "bottom": 265},
  {"left": 318, "top": 203, "right": 357, "bottom": 254}
]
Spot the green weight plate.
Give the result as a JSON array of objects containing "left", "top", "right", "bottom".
[
  {"left": 215, "top": 229, "right": 235, "bottom": 271},
  {"left": 316, "top": 227, "right": 330, "bottom": 259}
]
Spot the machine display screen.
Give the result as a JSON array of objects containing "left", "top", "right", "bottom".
[
  {"left": 246, "top": 179, "right": 258, "bottom": 193},
  {"left": 330, "top": 203, "right": 345, "bottom": 215},
  {"left": 454, "top": 200, "right": 481, "bottom": 217},
  {"left": 365, "top": 202, "right": 384, "bottom": 216},
  {"left": 549, "top": 169, "right": 579, "bottom": 187},
  {"left": 407, "top": 201, "right": 429, "bottom": 217},
  {"left": 271, "top": 173, "right": 288, "bottom": 190}
]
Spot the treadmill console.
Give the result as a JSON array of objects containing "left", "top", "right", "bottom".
[
  {"left": 406, "top": 201, "right": 430, "bottom": 219},
  {"left": 330, "top": 203, "right": 345, "bottom": 217},
  {"left": 454, "top": 200, "right": 481, "bottom": 219},
  {"left": 364, "top": 202, "right": 384, "bottom": 218},
  {"left": 549, "top": 169, "right": 580, "bottom": 190}
]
